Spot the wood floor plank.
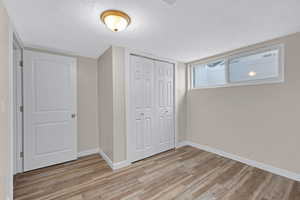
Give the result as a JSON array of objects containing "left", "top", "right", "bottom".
[{"left": 14, "top": 146, "right": 300, "bottom": 200}]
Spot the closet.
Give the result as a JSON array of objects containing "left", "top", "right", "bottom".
[{"left": 128, "top": 55, "right": 175, "bottom": 162}]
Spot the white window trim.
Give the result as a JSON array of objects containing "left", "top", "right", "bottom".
[{"left": 189, "top": 44, "right": 285, "bottom": 90}]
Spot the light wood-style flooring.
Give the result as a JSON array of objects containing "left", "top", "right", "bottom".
[{"left": 14, "top": 146, "right": 300, "bottom": 200}]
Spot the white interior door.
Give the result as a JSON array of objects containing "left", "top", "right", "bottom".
[
  {"left": 24, "top": 50, "right": 77, "bottom": 171},
  {"left": 129, "top": 55, "right": 175, "bottom": 162},
  {"left": 155, "top": 61, "right": 175, "bottom": 153},
  {"left": 129, "top": 55, "right": 156, "bottom": 162}
]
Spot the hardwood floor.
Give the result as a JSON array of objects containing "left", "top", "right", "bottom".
[{"left": 14, "top": 146, "right": 300, "bottom": 200}]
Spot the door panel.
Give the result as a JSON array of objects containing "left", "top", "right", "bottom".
[
  {"left": 135, "top": 117, "right": 144, "bottom": 150},
  {"left": 144, "top": 114, "right": 152, "bottom": 149},
  {"left": 34, "top": 60, "right": 71, "bottom": 111},
  {"left": 145, "top": 79, "right": 152, "bottom": 108},
  {"left": 167, "top": 80, "right": 173, "bottom": 106},
  {"left": 24, "top": 50, "right": 77, "bottom": 171},
  {"left": 135, "top": 66, "right": 144, "bottom": 109},
  {"left": 35, "top": 122, "right": 71, "bottom": 155},
  {"left": 158, "top": 114, "right": 165, "bottom": 144},
  {"left": 158, "top": 80, "right": 165, "bottom": 107}
]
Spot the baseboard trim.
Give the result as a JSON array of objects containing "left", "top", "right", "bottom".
[
  {"left": 179, "top": 141, "right": 300, "bottom": 182},
  {"left": 99, "top": 149, "right": 131, "bottom": 170},
  {"left": 176, "top": 141, "right": 189, "bottom": 148},
  {"left": 78, "top": 148, "right": 100, "bottom": 158},
  {"left": 113, "top": 160, "right": 131, "bottom": 170},
  {"left": 99, "top": 149, "right": 114, "bottom": 169}
]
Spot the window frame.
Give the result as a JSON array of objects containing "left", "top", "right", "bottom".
[{"left": 189, "top": 44, "right": 285, "bottom": 90}]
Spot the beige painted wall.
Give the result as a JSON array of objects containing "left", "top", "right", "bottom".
[
  {"left": 77, "top": 57, "right": 99, "bottom": 152},
  {"left": 24, "top": 48, "right": 100, "bottom": 153},
  {"left": 0, "top": 0, "right": 11, "bottom": 199},
  {"left": 112, "top": 47, "right": 126, "bottom": 163},
  {"left": 98, "top": 47, "right": 114, "bottom": 160},
  {"left": 97, "top": 46, "right": 127, "bottom": 163},
  {"left": 176, "top": 62, "right": 187, "bottom": 142},
  {"left": 187, "top": 32, "right": 300, "bottom": 174}
]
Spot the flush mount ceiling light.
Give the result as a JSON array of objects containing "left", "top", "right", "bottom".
[{"left": 100, "top": 10, "right": 131, "bottom": 32}]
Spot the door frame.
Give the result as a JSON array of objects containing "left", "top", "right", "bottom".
[
  {"left": 8, "top": 22, "right": 24, "bottom": 200},
  {"left": 12, "top": 34, "right": 24, "bottom": 174},
  {"left": 124, "top": 48, "right": 178, "bottom": 163}
]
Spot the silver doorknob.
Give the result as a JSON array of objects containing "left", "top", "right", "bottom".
[
  {"left": 71, "top": 114, "right": 76, "bottom": 118},
  {"left": 141, "top": 113, "right": 144, "bottom": 116}
]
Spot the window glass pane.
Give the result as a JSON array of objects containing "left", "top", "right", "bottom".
[
  {"left": 193, "top": 60, "right": 226, "bottom": 88},
  {"left": 229, "top": 49, "right": 279, "bottom": 83}
]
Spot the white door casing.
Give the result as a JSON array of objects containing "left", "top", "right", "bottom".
[
  {"left": 129, "top": 55, "right": 175, "bottom": 162},
  {"left": 13, "top": 42, "right": 23, "bottom": 174},
  {"left": 23, "top": 50, "right": 77, "bottom": 171}
]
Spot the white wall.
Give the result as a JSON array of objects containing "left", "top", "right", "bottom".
[
  {"left": 0, "top": 0, "right": 12, "bottom": 199},
  {"left": 187, "top": 32, "right": 300, "bottom": 174}
]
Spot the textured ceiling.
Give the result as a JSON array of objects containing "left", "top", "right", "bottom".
[{"left": 3, "top": 0, "right": 300, "bottom": 62}]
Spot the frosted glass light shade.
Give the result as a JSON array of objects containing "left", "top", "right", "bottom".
[{"left": 101, "top": 10, "right": 131, "bottom": 32}]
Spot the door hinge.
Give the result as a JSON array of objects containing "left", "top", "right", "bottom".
[
  {"left": 19, "top": 60, "right": 23, "bottom": 67},
  {"left": 20, "top": 152, "right": 24, "bottom": 158},
  {"left": 19, "top": 105, "right": 23, "bottom": 112}
]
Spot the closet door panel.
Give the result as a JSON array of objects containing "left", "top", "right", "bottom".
[
  {"left": 132, "top": 57, "right": 145, "bottom": 160},
  {"left": 134, "top": 60, "right": 144, "bottom": 109},
  {"left": 143, "top": 58, "right": 155, "bottom": 157},
  {"left": 155, "top": 61, "right": 175, "bottom": 153},
  {"left": 166, "top": 63, "right": 174, "bottom": 107},
  {"left": 165, "top": 108, "right": 174, "bottom": 146},
  {"left": 144, "top": 112, "right": 152, "bottom": 150},
  {"left": 135, "top": 114, "right": 144, "bottom": 151},
  {"left": 129, "top": 55, "right": 155, "bottom": 162}
]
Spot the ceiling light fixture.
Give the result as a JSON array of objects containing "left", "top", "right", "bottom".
[{"left": 100, "top": 10, "right": 131, "bottom": 32}]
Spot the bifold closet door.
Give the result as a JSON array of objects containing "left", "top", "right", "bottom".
[
  {"left": 129, "top": 55, "right": 156, "bottom": 162},
  {"left": 155, "top": 61, "right": 175, "bottom": 153},
  {"left": 129, "top": 55, "right": 175, "bottom": 162}
]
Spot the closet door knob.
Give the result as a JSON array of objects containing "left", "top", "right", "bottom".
[{"left": 141, "top": 113, "right": 144, "bottom": 116}]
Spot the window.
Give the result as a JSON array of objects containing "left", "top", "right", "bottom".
[
  {"left": 229, "top": 49, "right": 279, "bottom": 83},
  {"left": 193, "top": 60, "right": 227, "bottom": 88},
  {"left": 191, "top": 45, "right": 284, "bottom": 89}
]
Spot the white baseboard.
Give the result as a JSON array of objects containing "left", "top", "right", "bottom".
[
  {"left": 99, "top": 149, "right": 131, "bottom": 170},
  {"left": 99, "top": 149, "right": 114, "bottom": 169},
  {"left": 176, "top": 141, "right": 189, "bottom": 148},
  {"left": 178, "top": 141, "right": 300, "bottom": 182},
  {"left": 113, "top": 160, "right": 131, "bottom": 170},
  {"left": 78, "top": 148, "right": 100, "bottom": 158}
]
